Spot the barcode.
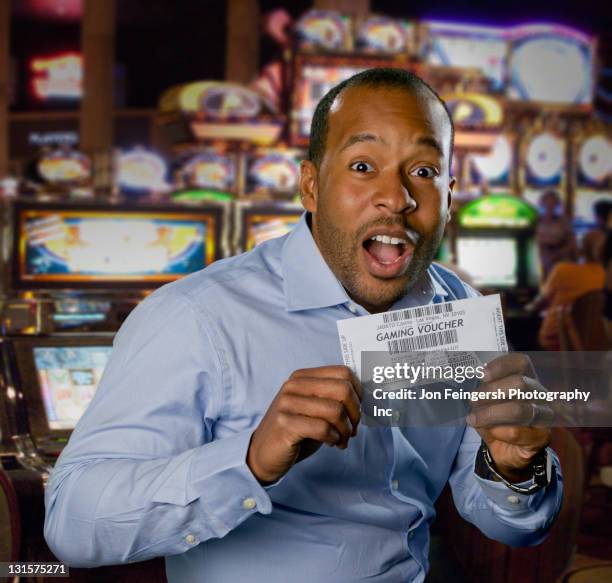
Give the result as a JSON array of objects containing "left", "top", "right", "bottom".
[
  {"left": 386, "top": 329, "right": 459, "bottom": 354},
  {"left": 382, "top": 302, "right": 453, "bottom": 324}
]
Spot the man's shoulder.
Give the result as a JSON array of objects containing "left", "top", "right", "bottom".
[
  {"left": 429, "top": 262, "right": 481, "bottom": 300},
  {"left": 147, "top": 237, "right": 285, "bottom": 308}
]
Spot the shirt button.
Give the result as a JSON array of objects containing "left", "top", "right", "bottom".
[
  {"left": 391, "top": 479, "right": 399, "bottom": 490},
  {"left": 348, "top": 304, "right": 357, "bottom": 314},
  {"left": 507, "top": 495, "right": 521, "bottom": 505},
  {"left": 185, "top": 534, "right": 197, "bottom": 545},
  {"left": 408, "top": 531, "right": 415, "bottom": 540},
  {"left": 242, "top": 497, "right": 257, "bottom": 510}
]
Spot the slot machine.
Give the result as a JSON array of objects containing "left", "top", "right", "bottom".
[
  {"left": 243, "top": 147, "right": 303, "bottom": 200},
  {"left": 233, "top": 200, "right": 304, "bottom": 254},
  {"left": 172, "top": 149, "right": 238, "bottom": 203},
  {"left": 571, "top": 129, "right": 612, "bottom": 242},
  {"left": 0, "top": 199, "right": 230, "bottom": 462},
  {"left": 27, "top": 148, "right": 93, "bottom": 200},
  {"left": 454, "top": 193, "right": 540, "bottom": 303}
]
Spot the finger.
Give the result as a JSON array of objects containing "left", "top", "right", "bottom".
[
  {"left": 479, "top": 426, "right": 551, "bottom": 451},
  {"left": 279, "top": 412, "right": 342, "bottom": 447},
  {"left": 277, "top": 393, "right": 354, "bottom": 446},
  {"left": 482, "top": 353, "right": 535, "bottom": 383},
  {"left": 290, "top": 366, "right": 363, "bottom": 400},
  {"left": 468, "top": 401, "right": 555, "bottom": 428},
  {"left": 283, "top": 377, "right": 361, "bottom": 434}
]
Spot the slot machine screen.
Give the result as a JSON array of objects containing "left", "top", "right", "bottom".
[
  {"left": 10, "top": 335, "right": 114, "bottom": 439},
  {"left": 235, "top": 203, "right": 303, "bottom": 253},
  {"left": 33, "top": 345, "right": 113, "bottom": 430},
  {"left": 456, "top": 237, "right": 518, "bottom": 287},
  {"left": 508, "top": 25, "right": 593, "bottom": 104},
  {"left": 12, "top": 202, "right": 228, "bottom": 289},
  {"left": 422, "top": 21, "right": 507, "bottom": 91},
  {"left": 245, "top": 149, "right": 302, "bottom": 196}
]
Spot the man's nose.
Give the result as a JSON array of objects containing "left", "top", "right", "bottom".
[{"left": 371, "top": 170, "right": 417, "bottom": 214}]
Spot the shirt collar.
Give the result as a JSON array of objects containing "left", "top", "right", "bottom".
[
  {"left": 281, "top": 213, "right": 350, "bottom": 311},
  {"left": 280, "top": 213, "right": 448, "bottom": 312}
]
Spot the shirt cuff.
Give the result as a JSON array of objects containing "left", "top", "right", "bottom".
[
  {"left": 474, "top": 447, "right": 559, "bottom": 512},
  {"left": 185, "top": 429, "right": 275, "bottom": 536}
]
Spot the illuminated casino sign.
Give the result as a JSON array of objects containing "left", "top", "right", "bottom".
[
  {"left": 31, "top": 53, "right": 83, "bottom": 100},
  {"left": 444, "top": 93, "right": 503, "bottom": 128},
  {"left": 37, "top": 151, "right": 91, "bottom": 184},
  {"left": 160, "top": 82, "right": 262, "bottom": 118},
  {"left": 116, "top": 150, "right": 169, "bottom": 192},
  {"left": 508, "top": 25, "right": 594, "bottom": 105},
  {"left": 577, "top": 134, "right": 612, "bottom": 189},
  {"left": 458, "top": 194, "right": 538, "bottom": 229}
]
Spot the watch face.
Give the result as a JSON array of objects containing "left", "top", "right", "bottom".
[{"left": 525, "top": 132, "right": 564, "bottom": 187}]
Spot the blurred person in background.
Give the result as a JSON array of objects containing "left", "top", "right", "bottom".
[
  {"left": 535, "top": 190, "right": 576, "bottom": 280},
  {"left": 527, "top": 233, "right": 605, "bottom": 350},
  {"left": 582, "top": 199, "right": 612, "bottom": 263}
]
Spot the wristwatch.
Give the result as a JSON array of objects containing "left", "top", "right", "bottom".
[{"left": 477, "top": 440, "right": 551, "bottom": 495}]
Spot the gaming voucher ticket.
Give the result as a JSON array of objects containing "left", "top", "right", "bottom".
[{"left": 337, "top": 295, "right": 508, "bottom": 379}]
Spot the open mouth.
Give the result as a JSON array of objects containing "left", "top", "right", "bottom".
[{"left": 362, "top": 233, "right": 415, "bottom": 279}]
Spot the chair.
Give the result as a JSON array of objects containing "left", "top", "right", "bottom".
[
  {"left": 559, "top": 290, "right": 610, "bottom": 351},
  {"left": 0, "top": 467, "right": 21, "bottom": 563},
  {"left": 434, "top": 428, "right": 584, "bottom": 583},
  {"left": 558, "top": 290, "right": 612, "bottom": 508}
]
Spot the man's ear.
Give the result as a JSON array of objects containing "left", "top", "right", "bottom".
[
  {"left": 446, "top": 176, "right": 456, "bottom": 223},
  {"left": 299, "top": 160, "right": 318, "bottom": 213}
]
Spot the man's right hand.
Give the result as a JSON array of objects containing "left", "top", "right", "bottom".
[{"left": 246, "top": 365, "right": 362, "bottom": 484}]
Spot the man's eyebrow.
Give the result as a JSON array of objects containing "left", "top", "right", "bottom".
[
  {"left": 339, "top": 133, "right": 385, "bottom": 152},
  {"left": 416, "top": 136, "right": 445, "bottom": 157}
]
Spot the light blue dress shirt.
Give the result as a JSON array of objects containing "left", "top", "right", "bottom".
[{"left": 44, "top": 214, "right": 562, "bottom": 583}]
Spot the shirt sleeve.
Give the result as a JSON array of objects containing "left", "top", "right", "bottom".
[
  {"left": 448, "top": 426, "right": 563, "bottom": 547},
  {"left": 44, "top": 289, "right": 273, "bottom": 567}
]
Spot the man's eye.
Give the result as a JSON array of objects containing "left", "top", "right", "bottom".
[
  {"left": 350, "top": 161, "right": 374, "bottom": 173},
  {"left": 411, "top": 167, "right": 438, "bottom": 178}
]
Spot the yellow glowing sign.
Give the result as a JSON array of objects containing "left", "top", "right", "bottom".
[{"left": 31, "top": 53, "right": 83, "bottom": 100}]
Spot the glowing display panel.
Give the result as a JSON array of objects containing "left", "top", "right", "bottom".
[
  {"left": 246, "top": 150, "right": 301, "bottom": 195},
  {"left": 244, "top": 214, "right": 301, "bottom": 251},
  {"left": 469, "top": 135, "right": 512, "bottom": 186},
  {"left": 525, "top": 132, "right": 565, "bottom": 187},
  {"left": 508, "top": 25, "right": 593, "bottom": 104},
  {"left": 423, "top": 22, "right": 507, "bottom": 90},
  {"left": 34, "top": 346, "right": 112, "bottom": 430},
  {"left": 456, "top": 237, "right": 518, "bottom": 287},
  {"left": 16, "top": 208, "right": 218, "bottom": 287},
  {"left": 577, "top": 135, "right": 612, "bottom": 188}
]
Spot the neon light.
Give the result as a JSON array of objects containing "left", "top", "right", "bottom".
[{"left": 31, "top": 52, "right": 82, "bottom": 100}]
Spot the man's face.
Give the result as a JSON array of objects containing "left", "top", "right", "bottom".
[{"left": 300, "top": 85, "right": 455, "bottom": 313}]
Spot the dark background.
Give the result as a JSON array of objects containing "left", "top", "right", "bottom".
[{"left": 9, "top": 0, "right": 612, "bottom": 110}]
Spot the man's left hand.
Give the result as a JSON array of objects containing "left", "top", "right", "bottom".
[{"left": 468, "top": 353, "right": 552, "bottom": 484}]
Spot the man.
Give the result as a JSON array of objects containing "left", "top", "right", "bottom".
[
  {"left": 581, "top": 199, "right": 612, "bottom": 264},
  {"left": 45, "top": 69, "right": 562, "bottom": 582},
  {"left": 528, "top": 232, "right": 606, "bottom": 350}
]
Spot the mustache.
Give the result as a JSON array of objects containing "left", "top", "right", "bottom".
[{"left": 355, "top": 218, "right": 421, "bottom": 246}]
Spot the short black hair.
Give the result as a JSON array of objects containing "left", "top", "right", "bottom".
[
  {"left": 593, "top": 199, "right": 612, "bottom": 222},
  {"left": 308, "top": 67, "right": 454, "bottom": 168}
]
